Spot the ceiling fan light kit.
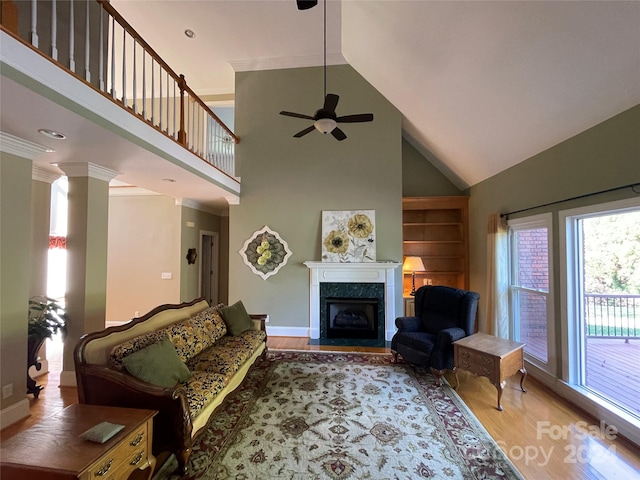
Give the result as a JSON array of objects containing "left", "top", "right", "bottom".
[
  {"left": 281, "top": 0, "right": 373, "bottom": 141},
  {"left": 314, "top": 118, "right": 336, "bottom": 134}
]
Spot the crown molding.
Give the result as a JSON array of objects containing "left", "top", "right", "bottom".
[
  {"left": 0, "top": 131, "right": 53, "bottom": 159},
  {"left": 56, "top": 162, "right": 119, "bottom": 181},
  {"left": 176, "top": 198, "right": 226, "bottom": 216},
  {"left": 108, "top": 185, "right": 161, "bottom": 197},
  {"left": 32, "top": 165, "right": 61, "bottom": 183},
  {"left": 229, "top": 53, "right": 346, "bottom": 73}
]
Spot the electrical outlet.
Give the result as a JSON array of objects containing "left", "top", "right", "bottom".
[{"left": 2, "top": 383, "right": 13, "bottom": 399}]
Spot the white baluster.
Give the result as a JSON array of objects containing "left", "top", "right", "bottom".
[
  {"left": 30, "top": 0, "right": 39, "bottom": 48},
  {"left": 68, "top": 0, "right": 75, "bottom": 71},
  {"left": 158, "top": 65, "right": 162, "bottom": 131},
  {"left": 173, "top": 81, "right": 177, "bottom": 139},
  {"left": 98, "top": 6, "right": 104, "bottom": 91},
  {"left": 151, "top": 59, "right": 155, "bottom": 125},
  {"left": 142, "top": 50, "right": 146, "bottom": 119},
  {"left": 84, "top": 0, "right": 90, "bottom": 82},
  {"left": 110, "top": 17, "right": 116, "bottom": 98},
  {"left": 51, "top": 0, "right": 58, "bottom": 60},
  {"left": 132, "top": 40, "right": 137, "bottom": 114},
  {"left": 122, "top": 28, "right": 126, "bottom": 105}
]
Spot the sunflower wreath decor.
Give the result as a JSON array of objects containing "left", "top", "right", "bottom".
[
  {"left": 321, "top": 210, "right": 376, "bottom": 262},
  {"left": 239, "top": 226, "right": 292, "bottom": 279}
]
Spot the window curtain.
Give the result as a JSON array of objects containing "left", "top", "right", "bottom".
[
  {"left": 49, "top": 235, "right": 66, "bottom": 249},
  {"left": 484, "top": 213, "right": 509, "bottom": 338}
]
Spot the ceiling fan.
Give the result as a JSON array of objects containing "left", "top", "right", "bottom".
[{"left": 281, "top": 0, "right": 374, "bottom": 141}]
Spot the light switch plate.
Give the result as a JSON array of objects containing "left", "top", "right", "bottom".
[{"left": 2, "top": 383, "right": 13, "bottom": 399}]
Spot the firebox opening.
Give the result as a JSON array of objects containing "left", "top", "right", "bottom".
[{"left": 326, "top": 297, "right": 378, "bottom": 339}]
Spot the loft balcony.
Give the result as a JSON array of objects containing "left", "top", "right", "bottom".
[{"left": 0, "top": 0, "right": 239, "bottom": 212}]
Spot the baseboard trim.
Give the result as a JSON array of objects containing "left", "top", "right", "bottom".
[
  {"left": 0, "top": 398, "right": 30, "bottom": 430},
  {"left": 265, "top": 326, "right": 310, "bottom": 337},
  {"left": 60, "top": 370, "right": 77, "bottom": 387},
  {"left": 526, "top": 361, "right": 640, "bottom": 447}
]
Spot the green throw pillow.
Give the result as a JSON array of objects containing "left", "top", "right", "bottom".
[
  {"left": 122, "top": 336, "right": 191, "bottom": 388},
  {"left": 220, "top": 300, "right": 253, "bottom": 336}
]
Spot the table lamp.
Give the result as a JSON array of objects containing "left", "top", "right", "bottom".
[{"left": 403, "top": 256, "right": 425, "bottom": 296}]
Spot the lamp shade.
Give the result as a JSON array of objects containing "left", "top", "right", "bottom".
[{"left": 402, "top": 256, "right": 425, "bottom": 272}]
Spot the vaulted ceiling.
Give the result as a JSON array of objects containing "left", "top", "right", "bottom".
[{"left": 111, "top": 0, "right": 640, "bottom": 189}]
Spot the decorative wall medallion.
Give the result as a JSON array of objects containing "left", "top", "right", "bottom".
[
  {"left": 322, "top": 210, "right": 376, "bottom": 262},
  {"left": 239, "top": 226, "right": 292, "bottom": 280}
]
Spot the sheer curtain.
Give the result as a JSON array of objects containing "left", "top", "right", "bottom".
[{"left": 484, "top": 213, "right": 509, "bottom": 338}]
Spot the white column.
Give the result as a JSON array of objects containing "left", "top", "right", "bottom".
[{"left": 56, "top": 162, "right": 118, "bottom": 387}]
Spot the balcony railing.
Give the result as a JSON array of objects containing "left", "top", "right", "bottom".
[
  {"left": 585, "top": 293, "right": 640, "bottom": 341},
  {"left": 0, "top": 0, "right": 237, "bottom": 176}
]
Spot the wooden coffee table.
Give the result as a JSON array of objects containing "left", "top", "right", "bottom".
[
  {"left": 0, "top": 404, "right": 157, "bottom": 480},
  {"left": 453, "top": 332, "right": 527, "bottom": 411}
]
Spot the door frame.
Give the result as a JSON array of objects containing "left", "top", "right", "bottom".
[{"left": 199, "top": 230, "right": 219, "bottom": 306}]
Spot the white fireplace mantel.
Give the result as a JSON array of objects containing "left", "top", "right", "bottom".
[{"left": 304, "top": 261, "right": 400, "bottom": 341}]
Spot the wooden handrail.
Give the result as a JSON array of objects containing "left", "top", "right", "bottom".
[
  {"left": 97, "top": 0, "right": 238, "bottom": 146},
  {"left": 0, "top": 0, "right": 19, "bottom": 35},
  {"left": 96, "top": 0, "right": 180, "bottom": 85},
  {"left": 1, "top": 0, "right": 238, "bottom": 175},
  {"left": 182, "top": 82, "right": 239, "bottom": 144}
]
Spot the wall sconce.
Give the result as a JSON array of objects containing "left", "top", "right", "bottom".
[
  {"left": 186, "top": 248, "right": 198, "bottom": 265},
  {"left": 402, "top": 256, "right": 425, "bottom": 296}
]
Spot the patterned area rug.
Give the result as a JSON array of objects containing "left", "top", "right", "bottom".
[{"left": 156, "top": 351, "right": 523, "bottom": 480}]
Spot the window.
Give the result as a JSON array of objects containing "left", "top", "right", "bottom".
[
  {"left": 561, "top": 199, "right": 640, "bottom": 419},
  {"left": 508, "top": 213, "right": 555, "bottom": 373}
]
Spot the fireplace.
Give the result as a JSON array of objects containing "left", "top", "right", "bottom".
[
  {"left": 320, "top": 282, "right": 383, "bottom": 340},
  {"left": 327, "top": 298, "right": 378, "bottom": 339},
  {"left": 305, "top": 261, "right": 400, "bottom": 342}
]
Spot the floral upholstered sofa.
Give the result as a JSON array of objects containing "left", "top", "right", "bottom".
[{"left": 74, "top": 298, "right": 267, "bottom": 474}]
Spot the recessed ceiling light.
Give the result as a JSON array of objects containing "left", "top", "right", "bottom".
[
  {"left": 163, "top": 178, "right": 176, "bottom": 183},
  {"left": 38, "top": 129, "right": 66, "bottom": 140},
  {"left": 184, "top": 29, "right": 196, "bottom": 39}
]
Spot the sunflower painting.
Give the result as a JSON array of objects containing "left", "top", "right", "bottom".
[{"left": 321, "top": 210, "right": 376, "bottom": 262}]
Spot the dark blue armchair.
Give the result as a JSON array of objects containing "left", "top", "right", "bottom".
[{"left": 391, "top": 285, "right": 480, "bottom": 385}]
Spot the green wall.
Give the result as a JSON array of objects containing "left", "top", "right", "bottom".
[
  {"left": 469, "top": 105, "right": 640, "bottom": 350},
  {"left": 402, "top": 139, "right": 462, "bottom": 196},
  {"left": 0, "top": 154, "right": 31, "bottom": 412},
  {"left": 230, "top": 65, "right": 403, "bottom": 330},
  {"left": 179, "top": 205, "right": 224, "bottom": 303}
]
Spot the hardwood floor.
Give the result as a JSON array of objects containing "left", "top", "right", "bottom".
[
  {"left": 265, "top": 337, "right": 640, "bottom": 479},
  {"left": 2, "top": 336, "right": 639, "bottom": 480}
]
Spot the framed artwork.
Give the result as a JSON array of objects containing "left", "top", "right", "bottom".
[
  {"left": 239, "top": 226, "right": 292, "bottom": 280},
  {"left": 321, "top": 210, "right": 376, "bottom": 262}
]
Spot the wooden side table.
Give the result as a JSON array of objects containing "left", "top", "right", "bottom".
[
  {"left": 453, "top": 332, "right": 527, "bottom": 411},
  {"left": 403, "top": 296, "right": 415, "bottom": 316},
  {"left": 0, "top": 404, "right": 157, "bottom": 480}
]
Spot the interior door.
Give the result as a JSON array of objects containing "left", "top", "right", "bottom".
[{"left": 200, "top": 233, "right": 218, "bottom": 305}]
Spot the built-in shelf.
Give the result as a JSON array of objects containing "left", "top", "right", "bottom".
[{"left": 402, "top": 196, "right": 469, "bottom": 292}]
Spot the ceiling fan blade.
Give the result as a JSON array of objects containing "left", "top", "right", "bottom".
[
  {"left": 323, "top": 94, "right": 339, "bottom": 114},
  {"left": 293, "top": 125, "right": 316, "bottom": 138},
  {"left": 331, "top": 127, "right": 347, "bottom": 141},
  {"left": 280, "top": 111, "right": 315, "bottom": 120},
  {"left": 336, "top": 113, "right": 374, "bottom": 123},
  {"left": 296, "top": 0, "right": 318, "bottom": 10}
]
